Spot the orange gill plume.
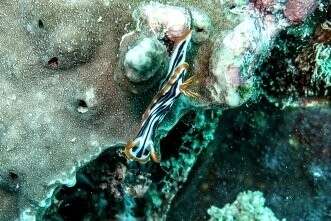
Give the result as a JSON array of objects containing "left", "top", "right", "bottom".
[{"left": 180, "top": 42, "right": 215, "bottom": 105}]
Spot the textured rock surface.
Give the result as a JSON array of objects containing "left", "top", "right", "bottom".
[
  {"left": 42, "top": 5, "right": 330, "bottom": 219},
  {"left": 207, "top": 191, "right": 283, "bottom": 221},
  {"left": 164, "top": 5, "right": 330, "bottom": 219},
  {"left": 0, "top": 0, "right": 145, "bottom": 219},
  {"left": 0, "top": 0, "right": 223, "bottom": 219},
  {"left": 166, "top": 102, "right": 330, "bottom": 221},
  {"left": 123, "top": 37, "right": 168, "bottom": 83}
]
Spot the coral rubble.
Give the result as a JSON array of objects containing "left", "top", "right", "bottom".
[{"left": 207, "top": 191, "right": 283, "bottom": 221}]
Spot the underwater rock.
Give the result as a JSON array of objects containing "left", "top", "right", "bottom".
[
  {"left": 308, "top": 161, "right": 331, "bottom": 190},
  {"left": 208, "top": 12, "right": 280, "bottom": 107},
  {"left": 312, "top": 44, "right": 331, "bottom": 89},
  {"left": 21, "top": 0, "right": 112, "bottom": 70},
  {"left": 190, "top": 8, "right": 213, "bottom": 43},
  {"left": 43, "top": 2, "right": 330, "bottom": 220},
  {"left": 114, "top": 2, "right": 193, "bottom": 94},
  {"left": 145, "top": 110, "right": 221, "bottom": 220},
  {"left": 123, "top": 37, "right": 168, "bottom": 83},
  {"left": 166, "top": 100, "right": 330, "bottom": 220},
  {"left": 183, "top": 1, "right": 290, "bottom": 108},
  {"left": 185, "top": 0, "right": 324, "bottom": 109},
  {"left": 259, "top": 7, "right": 330, "bottom": 107},
  {"left": 0, "top": 189, "right": 18, "bottom": 221},
  {"left": 0, "top": 0, "right": 150, "bottom": 219},
  {"left": 252, "top": 0, "right": 275, "bottom": 13},
  {"left": 284, "top": 0, "right": 318, "bottom": 24},
  {"left": 207, "top": 191, "right": 283, "bottom": 221},
  {"left": 0, "top": 0, "right": 222, "bottom": 219},
  {"left": 133, "top": 2, "right": 192, "bottom": 42}
]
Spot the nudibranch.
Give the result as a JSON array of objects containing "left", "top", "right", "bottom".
[{"left": 124, "top": 31, "right": 193, "bottom": 163}]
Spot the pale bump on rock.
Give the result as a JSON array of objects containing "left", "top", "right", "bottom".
[
  {"left": 284, "top": 0, "right": 317, "bottom": 24},
  {"left": 124, "top": 37, "right": 168, "bottom": 83},
  {"left": 133, "top": 2, "right": 192, "bottom": 42},
  {"left": 190, "top": 8, "right": 213, "bottom": 44},
  {"left": 115, "top": 31, "right": 169, "bottom": 94}
]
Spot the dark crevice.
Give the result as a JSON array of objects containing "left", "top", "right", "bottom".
[
  {"left": 38, "top": 19, "right": 44, "bottom": 29},
  {"left": 8, "top": 172, "right": 18, "bottom": 180},
  {"left": 48, "top": 57, "right": 59, "bottom": 69}
]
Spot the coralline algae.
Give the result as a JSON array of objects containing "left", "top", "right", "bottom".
[{"left": 207, "top": 191, "right": 284, "bottom": 221}]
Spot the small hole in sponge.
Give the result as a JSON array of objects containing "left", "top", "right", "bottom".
[
  {"left": 48, "top": 57, "right": 59, "bottom": 69},
  {"left": 196, "top": 27, "right": 205, "bottom": 33},
  {"left": 8, "top": 171, "right": 18, "bottom": 180},
  {"left": 38, "top": 19, "right": 44, "bottom": 29},
  {"left": 77, "top": 100, "right": 89, "bottom": 114}
]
